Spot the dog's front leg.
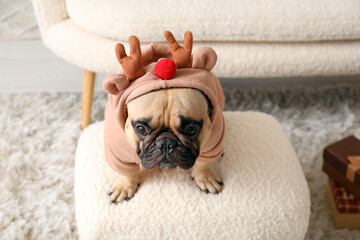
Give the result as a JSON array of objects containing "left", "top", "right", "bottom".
[
  {"left": 191, "top": 161, "right": 223, "bottom": 194},
  {"left": 108, "top": 173, "right": 139, "bottom": 203}
]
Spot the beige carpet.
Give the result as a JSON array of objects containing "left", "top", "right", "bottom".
[{"left": 0, "top": 83, "right": 359, "bottom": 239}]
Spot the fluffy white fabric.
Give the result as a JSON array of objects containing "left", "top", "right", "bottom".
[
  {"left": 66, "top": 0, "right": 360, "bottom": 42},
  {"left": 75, "top": 112, "right": 310, "bottom": 240},
  {"left": 44, "top": 20, "right": 360, "bottom": 77},
  {"left": 1, "top": 85, "right": 360, "bottom": 239},
  {"left": 31, "top": 0, "right": 68, "bottom": 37}
]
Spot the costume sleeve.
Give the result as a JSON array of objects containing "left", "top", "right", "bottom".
[
  {"left": 104, "top": 100, "right": 140, "bottom": 177},
  {"left": 197, "top": 110, "right": 225, "bottom": 163},
  {"left": 104, "top": 139, "right": 140, "bottom": 177}
]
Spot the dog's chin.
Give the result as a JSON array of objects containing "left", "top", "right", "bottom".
[
  {"left": 157, "top": 160, "right": 177, "bottom": 169},
  {"left": 141, "top": 157, "right": 197, "bottom": 170}
]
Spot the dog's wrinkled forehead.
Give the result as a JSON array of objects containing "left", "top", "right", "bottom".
[{"left": 126, "top": 88, "right": 209, "bottom": 127}]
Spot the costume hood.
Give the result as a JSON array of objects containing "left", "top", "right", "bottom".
[{"left": 103, "top": 43, "right": 225, "bottom": 129}]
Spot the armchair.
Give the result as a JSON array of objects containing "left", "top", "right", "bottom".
[{"left": 31, "top": 0, "right": 360, "bottom": 129}]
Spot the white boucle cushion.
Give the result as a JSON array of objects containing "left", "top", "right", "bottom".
[
  {"left": 66, "top": 0, "right": 360, "bottom": 42},
  {"left": 75, "top": 112, "right": 310, "bottom": 240}
]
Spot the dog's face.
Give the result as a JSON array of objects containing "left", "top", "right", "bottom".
[{"left": 125, "top": 88, "right": 212, "bottom": 170}]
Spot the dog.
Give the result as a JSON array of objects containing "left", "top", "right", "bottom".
[{"left": 103, "top": 31, "right": 225, "bottom": 203}]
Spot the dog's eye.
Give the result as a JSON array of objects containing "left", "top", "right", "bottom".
[
  {"left": 136, "top": 126, "right": 147, "bottom": 136},
  {"left": 185, "top": 125, "right": 198, "bottom": 136}
]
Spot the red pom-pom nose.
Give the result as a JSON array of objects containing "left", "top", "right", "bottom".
[{"left": 155, "top": 59, "right": 176, "bottom": 79}]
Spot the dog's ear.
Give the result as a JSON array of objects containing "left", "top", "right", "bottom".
[
  {"left": 191, "top": 46, "right": 217, "bottom": 71},
  {"left": 103, "top": 73, "right": 129, "bottom": 95}
]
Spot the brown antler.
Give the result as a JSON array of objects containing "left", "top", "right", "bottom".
[
  {"left": 115, "top": 36, "right": 145, "bottom": 81},
  {"left": 164, "top": 31, "right": 193, "bottom": 68}
]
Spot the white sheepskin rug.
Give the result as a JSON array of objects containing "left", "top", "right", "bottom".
[{"left": 0, "top": 83, "right": 359, "bottom": 239}]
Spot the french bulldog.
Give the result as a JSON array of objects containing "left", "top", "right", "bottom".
[{"left": 103, "top": 31, "right": 225, "bottom": 203}]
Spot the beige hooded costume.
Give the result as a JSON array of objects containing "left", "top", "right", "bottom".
[{"left": 103, "top": 41, "right": 225, "bottom": 177}]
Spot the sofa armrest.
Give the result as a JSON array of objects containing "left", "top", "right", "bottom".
[{"left": 31, "top": 0, "right": 69, "bottom": 38}]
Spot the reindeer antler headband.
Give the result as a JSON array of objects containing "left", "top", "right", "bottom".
[
  {"left": 114, "top": 31, "right": 216, "bottom": 81},
  {"left": 103, "top": 31, "right": 218, "bottom": 96}
]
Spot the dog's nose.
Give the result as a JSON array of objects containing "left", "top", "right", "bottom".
[{"left": 156, "top": 138, "right": 178, "bottom": 153}]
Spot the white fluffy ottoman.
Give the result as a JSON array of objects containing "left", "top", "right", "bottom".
[{"left": 75, "top": 112, "right": 310, "bottom": 240}]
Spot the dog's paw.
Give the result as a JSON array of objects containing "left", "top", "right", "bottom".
[
  {"left": 191, "top": 161, "right": 223, "bottom": 194},
  {"left": 108, "top": 175, "right": 139, "bottom": 203}
]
